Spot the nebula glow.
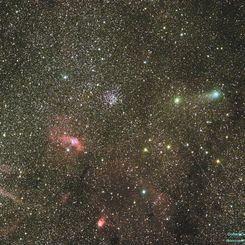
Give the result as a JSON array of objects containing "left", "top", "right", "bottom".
[
  {"left": 60, "top": 135, "right": 84, "bottom": 153},
  {"left": 97, "top": 216, "right": 106, "bottom": 229}
]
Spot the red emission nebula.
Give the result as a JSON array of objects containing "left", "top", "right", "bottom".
[{"left": 47, "top": 116, "right": 86, "bottom": 169}]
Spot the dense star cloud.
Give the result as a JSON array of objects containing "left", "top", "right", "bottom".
[{"left": 0, "top": 0, "right": 244, "bottom": 244}]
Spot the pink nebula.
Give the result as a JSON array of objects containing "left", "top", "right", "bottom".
[
  {"left": 60, "top": 135, "right": 84, "bottom": 153},
  {"left": 97, "top": 216, "right": 106, "bottom": 229},
  {"left": 0, "top": 187, "right": 22, "bottom": 205},
  {"left": 0, "top": 164, "right": 13, "bottom": 174}
]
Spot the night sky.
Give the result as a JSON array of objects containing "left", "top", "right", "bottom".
[{"left": 0, "top": 1, "right": 244, "bottom": 244}]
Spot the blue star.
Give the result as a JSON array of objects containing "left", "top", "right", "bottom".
[{"left": 209, "top": 89, "right": 222, "bottom": 100}]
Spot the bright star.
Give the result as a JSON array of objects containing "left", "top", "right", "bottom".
[
  {"left": 63, "top": 74, "right": 68, "bottom": 80},
  {"left": 141, "top": 189, "right": 147, "bottom": 196},
  {"left": 209, "top": 89, "right": 222, "bottom": 100},
  {"left": 215, "top": 159, "right": 221, "bottom": 165},
  {"left": 174, "top": 96, "right": 182, "bottom": 105}
]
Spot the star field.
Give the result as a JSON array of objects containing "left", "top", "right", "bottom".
[{"left": 0, "top": 1, "right": 244, "bottom": 244}]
